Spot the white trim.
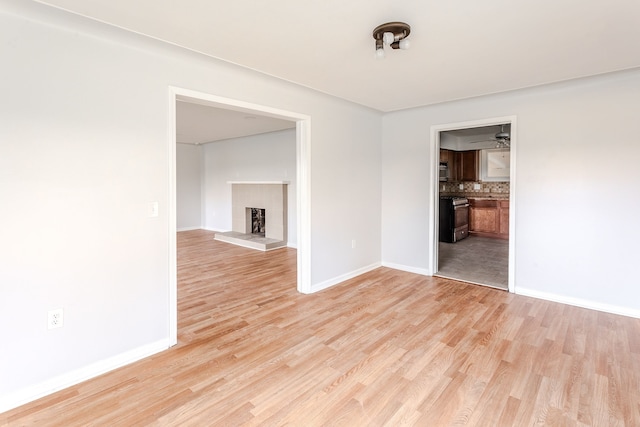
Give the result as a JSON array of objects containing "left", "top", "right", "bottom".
[
  {"left": 168, "top": 87, "right": 312, "bottom": 305},
  {"left": 176, "top": 226, "right": 201, "bottom": 232},
  {"left": 167, "top": 90, "right": 178, "bottom": 347},
  {"left": 202, "top": 226, "right": 225, "bottom": 232},
  {"left": 507, "top": 120, "right": 517, "bottom": 293},
  {"left": 227, "top": 181, "right": 290, "bottom": 184},
  {"left": 200, "top": 143, "right": 206, "bottom": 229},
  {"left": 430, "top": 115, "right": 517, "bottom": 292},
  {"left": 296, "top": 119, "right": 312, "bottom": 294},
  {"left": 0, "top": 339, "right": 172, "bottom": 413},
  {"left": 310, "top": 263, "right": 381, "bottom": 293},
  {"left": 516, "top": 287, "right": 640, "bottom": 319},
  {"left": 382, "top": 262, "right": 431, "bottom": 277}
]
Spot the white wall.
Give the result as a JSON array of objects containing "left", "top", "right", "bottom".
[
  {"left": 176, "top": 143, "right": 203, "bottom": 230},
  {"left": 202, "top": 129, "right": 298, "bottom": 246},
  {"left": 381, "top": 68, "right": 640, "bottom": 317},
  {"left": 0, "top": 1, "right": 381, "bottom": 411}
]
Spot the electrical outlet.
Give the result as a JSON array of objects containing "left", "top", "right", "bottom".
[
  {"left": 352, "top": 239, "right": 356, "bottom": 249},
  {"left": 48, "top": 308, "right": 64, "bottom": 330}
]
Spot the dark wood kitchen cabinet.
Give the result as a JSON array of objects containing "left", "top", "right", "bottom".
[
  {"left": 469, "top": 198, "right": 509, "bottom": 239},
  {"left": 469, "top": 199, "right": 498, "bottom": 234},
  {"left": 440, "top": 149, "right": 479, "bottom": 182},
  {"left": 457, "top": 150, "right": 479, "bottom": 182},
  {"left": 440, "top": 149, "right": 458, "bottom": 182},
  {"left": 498, "top": 200, "right": 510, "bottom": 236},
  {"left": 440, "top": 149, "right": 453, "bottom": 164}
]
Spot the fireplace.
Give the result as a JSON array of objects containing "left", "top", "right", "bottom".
[{"left": 214, "top": 181, "right": 289, "bottom": 251}]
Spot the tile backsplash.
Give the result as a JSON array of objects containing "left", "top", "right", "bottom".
[{"left": 441, "top": 181, "right": 510, "bottom": 195}]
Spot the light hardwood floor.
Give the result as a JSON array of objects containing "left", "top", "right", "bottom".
[{"left": 3, "top": 229, "right": 640, "bottom": 426}]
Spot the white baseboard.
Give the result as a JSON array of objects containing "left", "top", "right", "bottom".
[
  {"left": 516, "top": 287, "right": 640, "bottom": 319},
  {"left": 202, "top": 227, "right": 226, "bottom": 232},
  {"left": 381, "top": 262, "right": 431, "bottom": 276},
  {"left": 310, "top": 262, "right": 382, "bottom": 293},
  {"left": 0, "top": 338, "right": 173, "bottom": 414},
  {"left": 176, "top": 226, "right": 202, "bottom": 232},
  {"left": 379, "top": 265, "right": 640, "bottom": 319}
]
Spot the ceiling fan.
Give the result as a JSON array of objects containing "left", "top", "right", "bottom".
[{"left": 470, "top": 124, "right": 511, "bottom": 148}]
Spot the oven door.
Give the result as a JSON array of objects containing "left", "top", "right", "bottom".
[{"left": 452, "top": 202, "right": 469, "bottom": 241}]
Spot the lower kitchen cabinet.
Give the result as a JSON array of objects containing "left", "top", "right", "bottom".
[
  {"left": 498, "top": 200, "right": 509, "bottom": 236},
  {"left": 469, "top": 199, "right": 509, "bottom": 239}
]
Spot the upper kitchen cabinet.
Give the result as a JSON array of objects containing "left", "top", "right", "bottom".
[
  {"left": 440, "top": 149, "right": 454, "bottom": 164},
  {"left": 439, "top": 149, "right": 479, "bottom": 182},
  {"left": 480, "top": 149, "right": 510, "bottom": 181},
  {"left": 458, "top": 150, "right": 479, "bottom": 182}
]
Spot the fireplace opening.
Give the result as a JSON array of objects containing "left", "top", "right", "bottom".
[
  {"left": 215, "top": 183, "right": 287, "bottom": 250},
  {"left": 250, "top": 208, "right": 266, "bottom": 236}
]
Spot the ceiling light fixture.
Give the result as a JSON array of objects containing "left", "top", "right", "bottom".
[
  {"left": 495, "top": 125, "right": 511, "bottom": 148},
  {"left": 373, "top": 22, "right": 411, "bottom": 59},
  {"left": 496, "top": 139, "right": 510, "bottom": 149}
]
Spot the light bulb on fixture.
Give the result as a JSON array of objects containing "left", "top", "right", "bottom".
[
  {"left": 372, "top": 22, "right": 411, "bottom": 59},
  {"left": 375, "top": 39, "right": 385, "bottom": 59},
  {"left": 383, "top": 32, "right": 395, "bottom": 46}
]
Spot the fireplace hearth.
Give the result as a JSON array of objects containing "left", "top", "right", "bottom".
[{"left": 214, "top": 181, "right": 289, "bottom": 251}]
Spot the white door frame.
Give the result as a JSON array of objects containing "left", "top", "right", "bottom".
[
  {"left": 429, "top": 116, "right": 517, "bottom": 293},
  {"left": 167, "top": 87, "right": 312, "bottom": 345}
]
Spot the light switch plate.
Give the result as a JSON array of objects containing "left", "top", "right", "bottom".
[{"left": 149, "top": 201, "right": 159, "bottom": 217}]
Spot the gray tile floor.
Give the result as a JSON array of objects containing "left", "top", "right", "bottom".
[{"left": 436, "top": 235, "right": 509, "bottom": 290}]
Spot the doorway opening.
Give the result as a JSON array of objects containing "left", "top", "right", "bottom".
[
  {"left": 168, "top": 87, "right": 312, "bottom": 346},
  {"left": 430, "top": 116, "right": 516, "bottom": 292}
]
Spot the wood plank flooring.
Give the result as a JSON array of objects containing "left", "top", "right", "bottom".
[{"left": 3, "top": 229, "right": 640, "bottom": 426}]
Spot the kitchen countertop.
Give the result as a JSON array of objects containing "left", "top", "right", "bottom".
[{"left": 441, "top": 192, "right": 509, "bottom": 200}]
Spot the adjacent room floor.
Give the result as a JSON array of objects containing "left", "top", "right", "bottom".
[{"left": 437, "top": 234, "right": 509, "bottom": 290}]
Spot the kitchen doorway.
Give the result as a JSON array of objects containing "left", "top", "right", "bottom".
[{"left": 430, "top": 117, "right": 516, "bottom": 292}]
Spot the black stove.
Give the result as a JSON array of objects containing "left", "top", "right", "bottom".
[
  {"left": 439, "top": 196, "right": 470, "bottom": 243},
  {"left": 441, "top": 196, "right": 469, "bottom": 205}
]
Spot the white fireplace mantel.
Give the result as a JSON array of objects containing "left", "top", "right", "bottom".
[{"left": 227, "top": 181, "right": 290, "bottom": 185}]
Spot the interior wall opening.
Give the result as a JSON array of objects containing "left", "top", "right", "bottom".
[
  {"left": 169, "top": 87, "right": 312, "bottom": 345},
  {"left": 431, "top": 117, "right": 516, "bottom": 293}
]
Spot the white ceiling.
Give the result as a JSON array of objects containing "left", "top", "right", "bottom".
[
  {"left": 35, "top": 0, "right": 640, "bottom": 141},
  {"left": 176, "top": 101, "right": 295, "bottom": 144},
  {"left": 37, "top": 0, "right": 640, "bottom": 112}
]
